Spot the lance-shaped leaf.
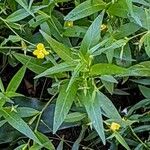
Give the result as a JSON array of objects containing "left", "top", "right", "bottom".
[
  {"left": 40, "top": 30, "right": 74, "bottom": 62},
  {"left": 80, "top": 89, "right": 106, "bottom": 144},
  {"left": 80, "top": 11, "right": 104, "bottom": 55},
  {"left": 14, "top": 53, "right": 52, "bottom": 74},
  {"left": 64, "top": 0, "right": 106, "bottom": 21},
  {"left": 6, "top": 6, "right": 47, "bottom": 22},
  {"left": 93, "top": 39, "right": 127, "bottom": 56},
  {"left": 0, "top": 108, "right": 41, "bottom": 145},
  {"left": 0, "top": 78, "right": 5, "bottom": 92},
  {"left": 6, "top": 66, "right": 26, "bottom": 92},
  {"left": 53, "top": 81, "right": 78, "bottom": 133},
  {"left": 35, "top": 62, "right": 75, "bottom": 79},
  {"left": 35, "top": 131, "right": 55, "bottom": 150},
  {"left": 144, "top": 33, "right": 150, "bottom": 57},
  {"left": 114, "top": 132, "right": 131, "bottom": 150},
  {"left": 138, "top": 85, "right": 150, "bottom": 99},
  {"left": 72, "top": 126, "right": 86, "bottom": 150},
  {"left": 98, "top": 91, "right": 122, "bottom": 121},
  {"left": 132, "top": 0, "right": 150, "bottom": 7},
  {"left": 14, "top": 0, "right": 35, "bottom": 17},
  {"left": 125, "top": 0, "right": 142, "bottom": 26},
  {"left": 67, "top": 62, "right": 86, "bottom": 91},
  {"left": 90, "top": 63, "right": 127, "bottom": 76},
  {"left": 128, "top": 61, "right": 150, "bottom": 76}
]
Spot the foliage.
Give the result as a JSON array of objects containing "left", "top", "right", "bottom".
[{"left": 0, "top": 0, "right": 150, "bottom": 149}]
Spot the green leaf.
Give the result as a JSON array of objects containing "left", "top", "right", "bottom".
[
  {"left": 13, "top": 53, "right": 52, "bottom": 74},
  {"left": 35, "top": 62, "right": 75, "bottom": 79},
  {"left": 48, "top": 15, "right": 71, "bottom": 47},
  {"left": 1, "top": 35, "right": 21, "bottom": 46},
  {"left": 65, "top": 112, "right": 86, "bottom": 123},
  {"left": 139, "top": 85, "right": 150, "bottom": 98},
  {"left": 0, "top": 120, "right": 7, "bottom": 128},
  {"left": 113, "top": 22, "right": 140, "bottom": 39},
  {"left": 80, "top": 89, "right": 105, "bottom": 144},
  {"left": 98, "top": 91, "right": 122, "bottom": 121},
  {"left": 6, "top": 66, "right": 26, "bottom": 92},
  {"left": 133, "top": 6, "right": 150, "bottom": 30},
  {"left": 40, "top": 16, "right": 70, "bottom": 47},
  {"left": 53, "top": 81, "right": 78, "bottom": 133},
  {"left": 29, "top": 15, "right": 49, "bottom": 28},
  {"left": 0, "top": 93, "right": 6, "bottom": 107},
  {"left": 29, "top": 143, "right": 41, "bottom": 150},
  {"left": 133, "top": 125, "right": 150, "bottom": 133},
  {"left": 102, "top": 80, "right": 114, "bottom": 94},
  {"left": 89, "top": 38, "right": 109, "bottom": 54},
  {"left": 128, "top": 61, "right": 150, "bottom": 76},
  {"left": 113, "top": 89, "right": 129, "bottom": 96},
  {"left": 56, "top": 139, "right": 64, "bottom": 150},
  {"left": 134, "top": 144, "right": 143, "bottom": 150},
  {"left": 63, "top": 26, "right": 87, "bottom": 38},
  {"left": 0, "top": 108, "right": 41, "bottom": 145},
  {"left": 114, "top": 132, "right": 131, "bottom": 150},
  {"left": 131, "top": 79, "right": 150, "bottom": 85},
  {"left": 4, "top": 91, "right": 23, "bottom": 98},
  {"left": 93, "top": 39, "right": 127, "bottom": 56},
  {"left": 115, "top": 43, "right": 132, "bottom": 67},
  {"left": 35, "top": 131, "right": 55, "bottom": 150},
  {"left": 6, "top": 6, "right": 47, "bottom": 22},
  {"left": 40, "top": 30, "right": 74, "bottom": 62},
  {"left": 126, "top": 0, "right": 142, "bottom": 26},
  {"left": 90, "top": 63, "right": 127, "bottom": 76},
  {"left": 14, "top": 144, "right": 27, "bottom": 150},
  {"left": 0, "top": 78, "right": 5, "bottom": 92},
  {"left": 84, "top": 131, "right": 97, "bottom": 141},
  {"left": 108, "top": 0, "right": 128, "bottom": 18},
  {"left": 106, "top": 48, "right": 114, "bottom": 64},
  {"left": 64, "top": 0, "right": 106, "bottom": 21},
  {"left": 144, "top": 32, "right": 150, "bottom": 57},
  {"left": 100, "top": 75, "right": 118, "bottom": 83},
  {"left": 139, "top": 32, "right": 148, "bottom": 50},
  {"left": 80, "top": 11, "right": 104, "bottom": 55},
  {"left": 17, "top": 107, "right": 39, "bottom": 118},
  {"left": 128, "top": 99, "right": 150, "bottom": 116},
  {"left": 133, "top": 0, "right": 150, "bottom": 7},
  {"left": 67, "top": 62, "right": 85, "bottom": 91},
  {"left": 14, "top": 0, "right": 35, "bottom": 17},
  {"left": 72, "top": 126, "right": 86, "bottom": 150},
  {"left": 145, "top": 9, "right": 150, "bottom": 30}
]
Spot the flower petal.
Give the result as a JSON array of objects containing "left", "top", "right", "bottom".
[
  {"left": 110, "top": 122, "right": 121, "bottom": 132},
  {"left": 33, "top": 49, "right": 39, "bottom": 56},
  {"left": 37, "top": 52, "right": 45, "bottom": 59},
  {"left": 37, "top": 43, "right": 44, "bottom": 50},
  {"left": 42, "top": 49, "right": 49, "bottom": 55}
]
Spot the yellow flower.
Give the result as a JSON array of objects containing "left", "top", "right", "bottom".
[
  {"left": 100, "top": 24, "right": 107, "bottom": 31},
  {"left": 64, "top": 21, "right": 73, "bottom": 27},
  {"left": 33, "top": 43, "right": 49, "bottom": 59},
  {"left": 110, "top": 122, "right": 121, "bottom": 132}
]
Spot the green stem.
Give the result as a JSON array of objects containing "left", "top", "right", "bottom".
[
  {"left": 39, "top": 78, "right": 47, "bottom": 100},
  {"left": 0, "top": 47, "right": 22, "bottom": 49},
  {"left": 128, "top": 31, "right": 148, "bottom": 40},
  {"left": 34, "top": 93, "right": 57, "bottom": 131},
  {"left": 129, "top": 126, "right": 148, "bottom": 149},
  {"left": 0, "top": 17, "right": 35, "bottom": 46}
]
